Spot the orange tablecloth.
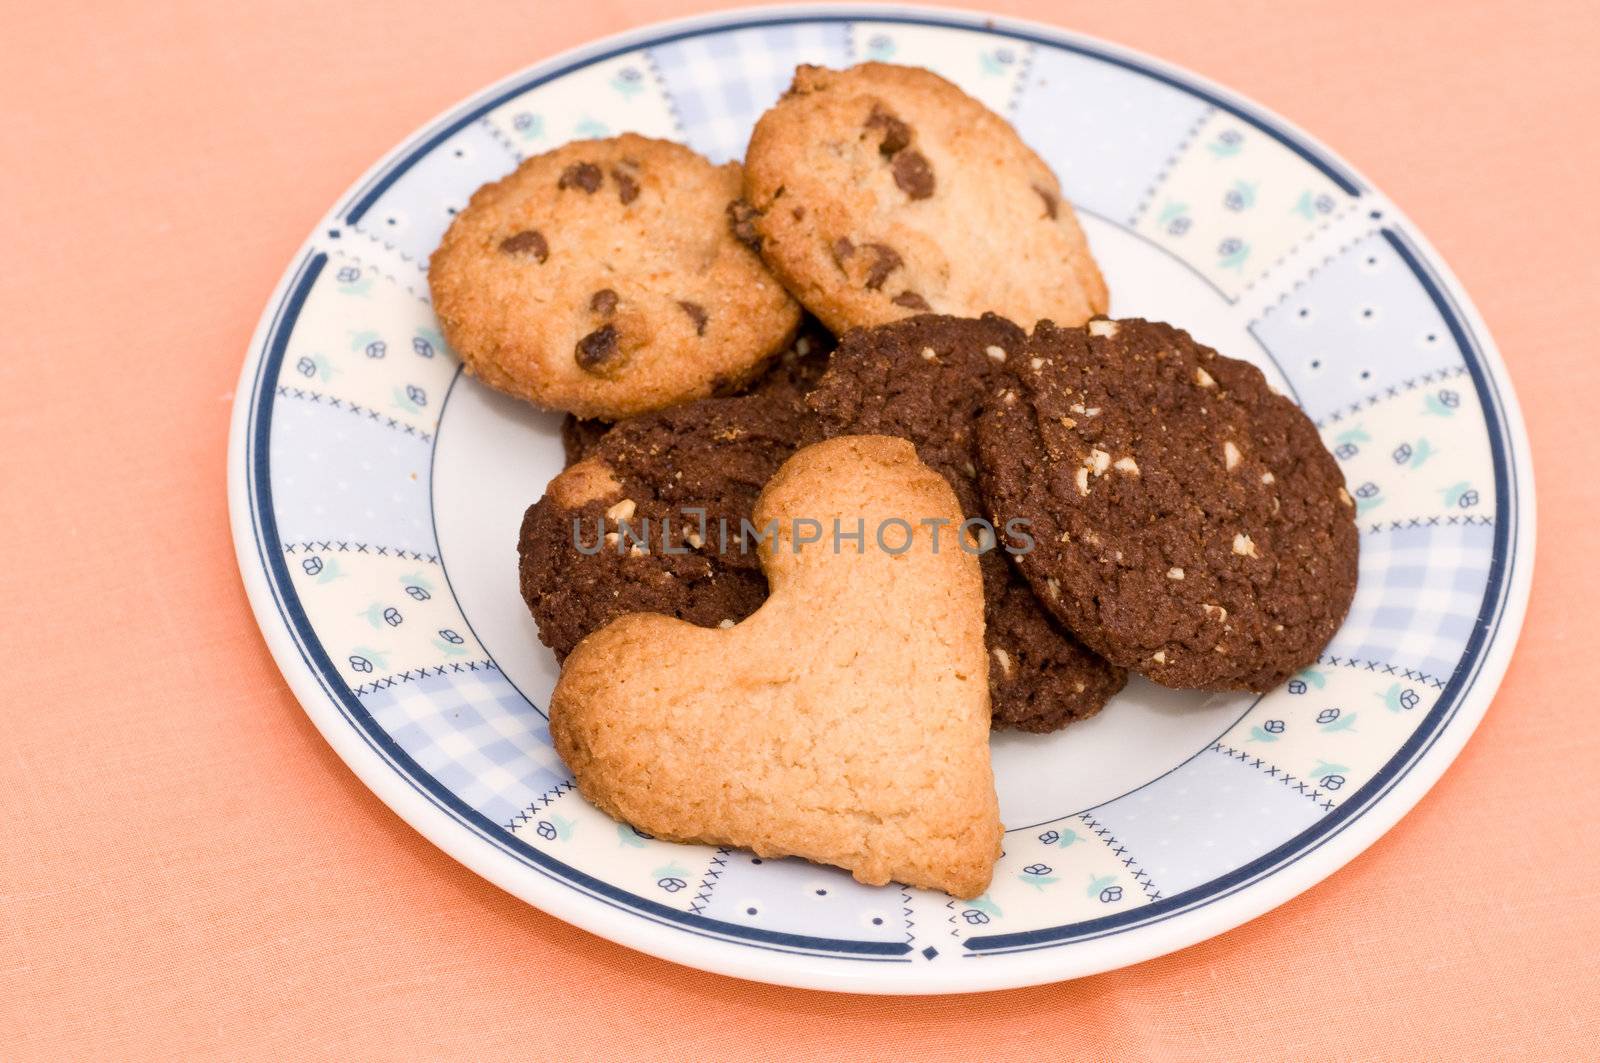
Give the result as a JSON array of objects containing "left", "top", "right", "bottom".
[{"left": 4, "top": 1, "right": 1597, "bottom": 1057}]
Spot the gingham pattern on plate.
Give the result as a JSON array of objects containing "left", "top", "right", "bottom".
[
  {"left": 646, "top": 22, "right": 851, "bottom": 163},
  {"left": 1324, "top": 521, "right": 1495, "bottom": 685},
  {"left": 362, "top": 666, "right": 567, "bottom": 827}
]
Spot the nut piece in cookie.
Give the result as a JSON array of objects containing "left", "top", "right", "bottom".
[
  {"left": 429, "top": 133, "right": 800, "bottom": 420},
  {"left": 808, "top": 313, "right": 1125, "bottom": 731},
  {"left": 976, "top": 318, "right": 1359, "bottom": 691},
  {"left": 520, "top": 390, "right": 815, "bottom": 660},
  {"left": 550, "top": 436, "right": 1002, "bottom": 898},
  {"left": 743, "top": 63, "right": 1108, "bottom": 334}
]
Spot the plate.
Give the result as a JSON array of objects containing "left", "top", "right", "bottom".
[{"left": 228, "top": 5, "right": 1534, "bottom": 993}]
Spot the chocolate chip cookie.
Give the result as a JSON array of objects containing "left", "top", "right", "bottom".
[
  {"left": 741, "top": 63, "right": 1108, "bottom": 335},
  {"left": 430, "top": 134, "right": 801, "bottom": 420},
  {"left": 977, "top": 318, "right": 1359, "bottom": 691},
  {"left": 808, "top": 314, "right": 1125, "bottom": 730},
  {"left": 520, "top": 389, "right": 815, "bottom": 660}
]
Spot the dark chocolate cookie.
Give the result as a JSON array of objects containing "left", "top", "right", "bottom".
[
  {"left": 808, "top": 313, "right": 1126, "bottom": 731},
  {"left": 520, "top": 389, "right": 814, "bottom": 660},
  {"left": 977, "top": 318, "right": 1359, "bottom": 691},
  {"left": 560, "top": 414, "right": 612, "bottom": 467},
  {"left": 557, "top": 315, "right": 835, "bottom": 468}
]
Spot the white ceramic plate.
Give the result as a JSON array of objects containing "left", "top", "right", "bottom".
[{"left": 229, "top": 5, "right": 1534, "bottom": 993}]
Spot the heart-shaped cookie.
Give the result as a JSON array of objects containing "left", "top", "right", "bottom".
[{"left": 549, "top": 435, "right": 1002, "bottom": 898}]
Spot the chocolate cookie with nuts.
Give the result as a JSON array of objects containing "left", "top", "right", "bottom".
[
  {"left": 808, "top": 313, "right": 1125, "bottom": 731},
  {"left": 976, "top": 318, "right": 1359, "bottom": 691},
  {"left": 740, "top": 63, "right": 1108, "bottom": 334},
  {"left": 429, "top": 134, "right": 800, "bottom": 420},
  {"left": 556, "top": 314, "right": 835, "bottom": 467},
  {"left": 519, "top": 388, "right": 816, "bottom": 661}
]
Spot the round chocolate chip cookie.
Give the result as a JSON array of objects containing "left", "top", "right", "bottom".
[
  {"left": 977, "top": 318, "right": 1359, "bottom": 692},
  {"left": 556, "top": 314, "right": 835, "bottom": 468},
  {"left": 741, "top": 63, "right": 1108, "bottom": 335},
  {"left": 808, "top": 314, "right": 1125, "bottom": 731},
  {"left": 430, "top": 134, "right": 801, "bottom": 420},
  {"left": 519, "top": 389, "right": 815, "bottom": 660}
]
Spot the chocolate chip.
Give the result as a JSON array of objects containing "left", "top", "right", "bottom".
[
  {"left": 590, "top": 289, "right": 618, "bottom": 316},
  {"left": 791, "top": 206, "right": 805, "bottom": 221},
  {"left": 575, "top": 325, "right": 621, "bottom": 372},
  {"left": 862, "top": 243, "right": 902, "bottom": 290},
  {"left": 831, "top": 237, "right": 856, "bottom": 268},
  {"left": 499, "top": 230, "right": 548, "bottom": 262},
  {"left": 892, "top": 150, "right": 935, "bottom": 200},
  {"left": 727, "top": 199, "right": 762, "bottom": 251},
  {"left": 892, "top": 291, "right": 931, "bottom": 311},
  {"left": 612, "top": 167, "right": 639, "bottom": 204},
  {"left": 558, "top": 162, "right": 602, "bottom": 193},
  {"left": 1033, "top": 184, "right": 1059, "bottom": 220},
  {"left": 865, "top": 104, "right": 911, "bottom": 156},
  {"left": 677, "top": 300, "right": 708, "bottom": 336}
]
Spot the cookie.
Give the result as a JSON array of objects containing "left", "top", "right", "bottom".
[
  {"left": 549, "top": 435, "right": 1002, "bottom": 898},
  {"left": 520, "top": 388, "right": 814, "bottom": 660},
  {"left": 743, "top": 313, "right": 836, "bottom": 403},
  {"left": 741, "top": 63, "right": 1108, "bottom": 334},
  {"left": 556, "top": 315, "right": 835, "bottom": 468},
  {"left": 976, "top": 318, "right": 1359, "bottom": 691},
  {"left": 808, "top": 313, "right": 1125, "bottom": 731},
  {"left": 559, "top": 413, "right": 611, "bottom": 467},
  {"left": 430, "top": 133, "right": 801, "bottom": 420}
]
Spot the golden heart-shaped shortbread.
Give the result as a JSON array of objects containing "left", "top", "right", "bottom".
[{"left": 549, "top": 435, "right": 1002, "bottom": 898}]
